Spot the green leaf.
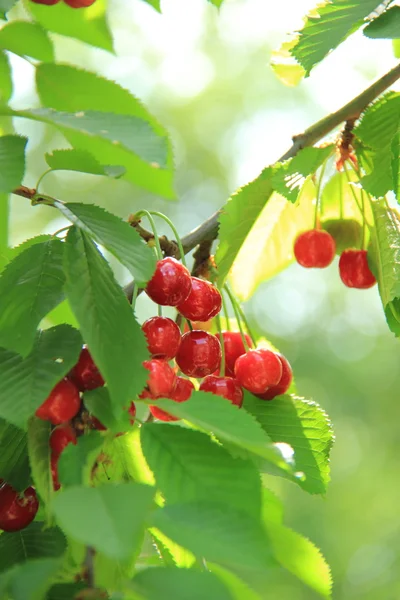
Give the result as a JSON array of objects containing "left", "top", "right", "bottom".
[
  {"left": 130, "top": 567, "right": 233, "bottom": 600},
  {"left": 290, "top": 0, "right": 382, "bottom": 76},
  {"left": 392, "top": 132, "right": 400, "bottom": 202},
  {"left": 153, "top": 502, "right": 275, "bottom": 590},
  {"left": 53, "top": 483, "right": 155, "bottom": 560},
  {"left": 0, "top": 135, "right": 27, "bottom": 193},
  {"left": 45, "top": 149, "right": 125, "bottom": 179},
  {"left": 27, "top": 417, "right": 52, "bottom": 512},
  {"left": 0, "top": 0, "right": 17, "bottom": 17},
  {"left": 271, "top": 39, "right": 306, "bottom": 87},
  {"left": 141, "top": 0, "right": 161, "bottom": 10},
  {"left": 393, "top": 38, "right": 400, "bottom": 58},
  {"left": 0, "top": 522, "right": 66, "bottom": 573},
  {"left": 0, "top": 419, "right": 31, "bottom": 490},
  {"left": 35, "top": 63, "right": 174, "bottom": 198},
  {"left": 151, "top": 391, "right": 293, "bottom": 473},
  {"left": 228, "top": 180, "right": 316, "bottom": 301},
  {"left": 0, "top": 325, "right": 82, "bottom": 429},
  {"left": 3, "top": 557, "right": 62, "bottom": 600},
  {"left": 63, "top": 227, "right": 148, "bottom": 415},
  {"left": 46, "top": 582, "right": 87, "bottom": 600},
  {"left": 369, "top": 199, "right": 400, "bottom": 336},
  {"left": 207, "top": 565, "right": 261, "bottom": 600},
  {"left": 207, "top": 0, "right": 224, "bottom": 7},
  {"left": 0, "top": 21, "right": 54, "bottom": 61},
  {"left": 265, "top": 522, "right": 332, "bottom": 598},
  {"left": 244, "top": 393, "right": 334, "bottom": 494},
  {"left": 271, "top": 146, "right": 333, "bottom": 203},
  {"left": 364, "top": 5, "right": 400, "bottom": 38},
  {"left": 58, "top": 431, "right": 104, "bottom": 488},
  {"left": 215, "top": 167, "right": 274, "bottom": 284},
  {"left": 83, "top": 387, "right": 131, "bottom": 434},
  {"left": 140, "top": 424, "right": 262, "bottom": 517},
  {"left": 0, "top": 51, "right": 12, "bottom": 103},
  {"left": 55, "top": 202, "right": 156, "bottom": 285},
  {"left": 0, "top": 238, "right": 65, "bottom": 356},
  {"left": 24, "top": 0, "right": 113, "bottom": 52}
]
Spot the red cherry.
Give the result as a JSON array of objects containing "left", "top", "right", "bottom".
[
  {"left": 200, "top": 375, "right": 243, "bottom": 407},
  {"left": 177, "top": 277, "right": 222, "bottom": 322},
  {"left": 142, "top": 317, "right": 181, "bottom": 360},
  {"left": 256, "top": 354, "right": 293, "bottom": 400},
  {"left": 143, "top": 359, "right": 177, "bottom": 398},
  {"left": 63, "top": 0, "right": 96, "bottom": 7},
  {"left": 31, "top": 0, "right": 60, "bottom": 4},
  {"left": 0, "top": 484, "right": 39, "bottom": 532},
  {"left": 69, "top": 347, "right": 104, "bottom": 392},
  {"left": 176, "top": 331, "right": 221, "bottom": 378},
  {"left": 50, "top": 423, "right": 77, "bottom": 457},
  {"left": 339, "top": 249, "right": 376, "bottom": 289},
  {"left": 128, "top": 402, "right": 136, "bottom": 425},
  {"left": 36, "top": 379, "right": 81, "bottom": 425},
  {"left": 234, "top": 349, "right": 282, "bottom": 394},
  {"left": 146, "top": 257, "right": 192, "bottom": 307},
  {"left": 294, "top": 229, "right": 336, "bottom": 268},
  {"left": 90, "top": 416, "right": 107, "bottom": 431},
  {"left": 149, "top": 377, "right": 194, "bottom": 422},
  {"left": 215, "top": 331, "right": 253, "bottom": 377},
  {"left": 51, "top": 454, "right": 61, "bottom": 491}
]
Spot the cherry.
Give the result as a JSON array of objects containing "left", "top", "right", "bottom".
[
  {"left": 176, "top": 330, "right": 221, "bottom": 378},
  {"left": 142, "top": 359, "right": 177, "bottom": 398},
  {"left": 177, "top": 278, "right": 222, "bottom": 322},
  {"left": 339, "top": 249, "right": 376, "bottom": 289},
  {"left": 36, "top": 379, "right": 81, "bottom": 425},
  {"left": 234, "top": 349, "right": 282, "bottom": 394},
  {"left": 69, "top": 347, "right": 104, "bottom": 391},
  {"left": 256, "top": 354, "right": 293, "bottom": 400},
  {"left": 63, "top": 0, "right": 96, "bottom": 7},
  {"left": 0, "top": 484, "right": 39, "bottom": 532},
  {"left": 146, "top": 257, "right": 192, "bottom": 307},
  {"left": 128, "top": 402, "right": 136, "bottom": 425},
  {"left": 31, "top": 0, "right": 60, "bottom": 4},
  {"left": 90, "top": 416, "right": 107, "bottom": 431},
  {"left": 150, "top": 377, "right": 194, "bottom": 422},
  {"left": 215, "top": 331, "right": 253, "bottom": 377},
  {"left": 294, "top": 229, "right": 336, "bottom": 268},
  {"left": 51, "top": 454, "right": 61, "bottom": 491},
  {"left": 142, "top": 316, "right": 181, "bottom": 360},
  {"left": 200, "top": 375, "right": 243, "bottom": 408},
  {"left": 50, "top": 423, "right": 77, "bottom": 457}
]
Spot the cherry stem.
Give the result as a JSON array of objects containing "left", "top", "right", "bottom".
[
  {"left": 131, "top": 283, "right": 138, "bottom": 309},
  {"left": 221, "top": 290, "right": 231, "bottom": 331},
  {"left": 339, "top": 174, "right": 344, "bottom": 220},
  {"left": 224, "top": 283, "right": 250, "bottom": 352},
  {"left": 186, "top": 319, "right": 193, "bottom": 331},
  {"left": 343, "top": 164, "right": 364, "bottom": 219},
  {"left": 234, "top": 298, "right": 257, "bottom": 347},
  {"left": 215, "top": 313, "right": 225, "bottom": 377},
  {"left": 148, "top": 211, "right": 188, "bottom": 268},
  {"left": 360, "top": 189, "right": 367, "bottom": 250},
  {"left": 314, "top": 160, "right": 328, "bottom": 229},
  {"left": 51, "top": 226, "right": 71, "bottom": 238},
  {"left": 35, "top": 169, "right": 53, "bottom": 193},
  {"left": 134, "top": 210, "right": 163, "bottom": 261}
]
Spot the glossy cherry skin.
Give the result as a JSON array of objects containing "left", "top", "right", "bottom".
[
  {"left": 215, "top": 331, "right": 253, "bottom": 377},
  {"left": 177, "top": 278, "right": 222, "bottom": 322},
  {"left": 142, "top": 359, "right": 177, "bottom": 398},
  {"left": 51, "top": 454, "right": 61, "bottom": 491},
  {"left": 150, "top": 377, "right": 194, "bottom": 422},
  {"left": 142, "top": 317, "right": 181, "bottom": 360},
  {"left": 294, "top": 229, "right": 336, "bottom": 268},
  {"left": 0, "top": 484, "right": 39, "bottom": 532},
  {"left": 200, "top": 375, "right": 243, "bottom": 407},
  {"left": 64, "top": 0, "right": 96, "bottom": 7},
  {"left": 36, "top": 379, "right": 81, "bottom": 425},
  {"left": 339, "top": 249, "right": 376, "bottom": 289},
  {"left": 50, "top": 423, "right": 77, "bottom": 457},
  {"left": 256, "top": 354, "right": 293, "bottom": 400},
  {"left": 176, "top": 331, "right": 221, "bottom": 378},
  {"left": 234, "top": 349, "right": 282, "bottom": 394},
  {"left": 69, "top": 347, "right": 104, "bottom": 391},
  {"left": 146, "top": 257, "right": 192, "bottom": 307}
]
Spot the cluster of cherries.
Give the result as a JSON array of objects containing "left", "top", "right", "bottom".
[
  {"left": 293, "top": 228, "right": 376, "bottom": 289},
  {"left": 0, "top": 256, "right": 294, "bottom": 533},
  {"left": 31, "top": 0, "right": 95, "bottom": 8}
]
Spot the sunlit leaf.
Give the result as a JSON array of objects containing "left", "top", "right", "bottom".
[
  {"left": 45, "top": 149, "right": 125, "bottom": 179},
  {"left": 0, "top": 135, "right": 27, "bottom": 194},
  {"left": 364, "top": 6, "right": 400, "bottom": 38},
  {"left": 271, "top": 38, "right": 306, "bottom": 86},
  {"left": 0, "top": 21, "right": 53, "bottom": 61}
]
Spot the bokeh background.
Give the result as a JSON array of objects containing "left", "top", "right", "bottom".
[{"left": 7, "top": 0, "right": 400, "bottom": 597}]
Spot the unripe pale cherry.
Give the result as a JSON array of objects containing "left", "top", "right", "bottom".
[
  {"left": 145, "top": 257, "right": 192, "bottom": 306},
  {"left": 234, "top": 349, "right": 282, "bottom": 395},
  {"left": 200, "top": 375, "right": 243, "bottom": 407},
  {"left": 0, "top": 484, "right": 39, "bottom": 532},
  {"left": 177, "top": 277, "right": 222, "bottom": 322},
  {"left": 35, "top": 379, "right": 81, "bottom": 425},
  {"left": 142, "top": 359, "right": 177, "bottom": 398},
  {"left": 256, "top": 353, "right": 293, "bottom": 400},
  {"left": 294, "top": 229, "right": 336, "bottom": 268},
  {"left": 150, "top": 377, "right": 194, "bottom": 422},
  {"left": 142, "top": 316, "right": 181, "bottom": 360},
  {"left": 338, "top": 249, "right": 376, "bottom": 289},
  {"left": 176, "top": 330, "right": 221, "bottom": 378}
]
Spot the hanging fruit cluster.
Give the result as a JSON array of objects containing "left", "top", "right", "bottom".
[{"left": 30, "top": 0, "right": 96, "bottom": 8}]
